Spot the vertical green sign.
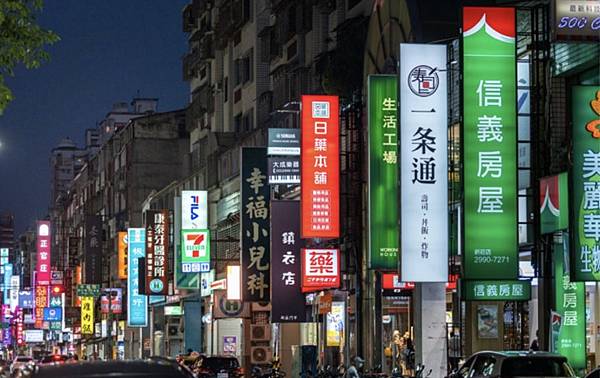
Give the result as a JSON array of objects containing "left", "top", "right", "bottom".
[
  {"left": 554, "top": 240, "right": 586, "bottom": 370},
  {"left": 540, "top": 173, "right": 569, "bottom": 234},
  {"left": 463, "top": 7, "right": 517, "bottom": 279},
  {"left": 368, "top": 75, "right": 398, "bottom": 270},
  {"left": 571, "top": 86, "right": 600, "bottom": 281}
]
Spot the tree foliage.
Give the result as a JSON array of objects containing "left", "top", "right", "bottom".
[{"left": 0, "top": 0, "right": 59, "bottom": 114}]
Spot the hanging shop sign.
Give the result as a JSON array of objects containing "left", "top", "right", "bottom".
[
  {"left": 399, "top": 44, "right": 448, "bottom": 281},
  {"left": 268, "top": 157, "right": 300, "bottom": 184},
  {"left": 326, "top": 301, "right": 345, "bottom": 347},
  {"left": 15, "top": 308, "right": 23, "bottom": 346},
  {"left": 9, "top": 275, "right": 19, "bottom": 312},
  {"left": 268, "top": 128, "right": 301, "bottom": 156},
  {"left": 42, "top": 307, "right": 62, "bottom": 322},
  {"left": 76, "top": 284, "right": 100, "bottom": 297},
  {"left": 201, "top": 270, "right": 215, "bottom": 297},
  {"left": 36, "top": 221, "right": 51, "bottom": 285},
  {"left": 18, "top": 291, "right": 33, "bottom": 309},
  {"left": 34, "top": 283, "right": 47, "bottom": 329},
  {"left": 241, "top": 147, "right": 271, "bottom": 302},
  {"left": 100, "top": 288, "right": 123, "bottom": 314},
  {"left": 127, "top": 228, "right": 148, "bottom": 327},
  {"left": 175, "top": 197, "right": 200, "bottom": 289},
  {"left": 81, "top": 296, "right": 94, "bottom": 335},
  {"left": 226, "top": 265, "right": 241, "bottom": 301},
  {"left": 462, "top": 280, "right": 531, "bottom": 301},
  {"left": 301, "top": 95, "right": 340, "bottom": 238},
  {"left": 463, "top": 7, "right": 517, "bottom": 279},
  {"left": 212, "top": 290, "right": 251, "bottom": 319},
  {"left": 367, "top": 75, "right": 399, "bottom": 270},
  {"left": 3, "top": 264, "right": 12, "bottom": 305},
  {"left": 571, "top": 86, "right": 600, "bottom": 281},
  {"left": 271, "top": 201, "right": 306, "bottom": 322},
  {"left": 145, "top": 210, "right": 169, "bottom": 295},
  {"left": 555, "top": 240, "right": 586, "bottom": 370},
  {"left": 182, "top": 190, "right": 208, "bottom": 230},
  {"left": 554, "top": 0, "right": 600, "bottom": 42},
  {"left": 301, "top": 248, "right": 340, "bottom": 292},
  {"left": 84, "top": 215, "right": 102, "bottom": 284},
  {"left": 540, "top": 173, "right": 569, "bottom": 234},
  {"left": 117, "top": 232, "right": 128, "bottom": 279},
  {"left": 0, "top": 248, "right": 7, "bottom": 275},
  {"left": 181, "top": 229, "right": 211, "bottom": 273}
]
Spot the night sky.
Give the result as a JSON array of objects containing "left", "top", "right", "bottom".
[{"left": 0, "top": 0, "right": 189, "bottom": 233}]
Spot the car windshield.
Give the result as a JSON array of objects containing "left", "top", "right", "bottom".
[
  {"left": 501, "top": 357, "right": 575, "bottom": 377},
  {"left": 202, "top": 358, "right": 239, "bottom": 370}
]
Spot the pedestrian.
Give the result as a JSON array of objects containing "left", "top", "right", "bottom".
[
  {"left": 448, "top": 331, "right": 461, "bottom": 372},
  {"left": 346, "top": 356, "right": 364, "bottom": 378},
  {"left": 400, "top": 336, "right": 415, "bottom": 378},
  {"left": 530, "top": 330, "right": 540, "bottom": 351}
]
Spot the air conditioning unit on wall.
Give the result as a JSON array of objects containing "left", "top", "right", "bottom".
[
  {"left": 251, "top": 346, "right": 272, "bottom": 365},
  {"left": 250, "top": 325, "right": 271, "bottom": 341}
]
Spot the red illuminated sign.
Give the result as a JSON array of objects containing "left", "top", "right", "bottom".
[
  {"left": 301, "top": 95, "right": 340, "bottom": 238},
  {"left": 34, "top": 285, "right": 48, "bottom": 329},
  {"left": 36, "top": 221, "right": 51, "bottom": 285},
  {"left": 301, "top": 248, "right": 340, "bottom": 292}
]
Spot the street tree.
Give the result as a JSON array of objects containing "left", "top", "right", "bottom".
[{"left": 0, "top": 0, "right": 59, "bottom": 114}]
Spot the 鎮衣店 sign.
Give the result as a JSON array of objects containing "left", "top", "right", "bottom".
[
  {"left": 241, "top": 147, "right": 271, "bottom": 302},
  {"left": 463, "top": 7, "right": 517, "bottom": 279}
]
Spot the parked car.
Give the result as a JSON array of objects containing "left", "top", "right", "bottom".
[
  {"left": 448, "top": 351, "right": 576, "bottom": 378},
  {"left": 19, "top": 360, "right": 195, "bottom": 378},
  {"left": 37, "top": 355, "right": 69, "bottom": 365},
  {"left": 195, "top": 356, "right": 243, "bottom": 378},
  {"left": 585, "top": 367, "right": 600, "bottom": 378},
  {"left": 10, "top": 356, "right": 34, "bottom": 376}
]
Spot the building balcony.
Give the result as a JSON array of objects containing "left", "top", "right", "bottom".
[{"left": 214, "top": 0, "right": 243, "bottom": 48}]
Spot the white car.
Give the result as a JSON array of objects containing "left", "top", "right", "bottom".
[{"left": 10, "top": 356, "right": 33, "bottom": 376}]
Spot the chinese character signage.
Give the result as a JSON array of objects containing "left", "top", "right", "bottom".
[
  {"left": 367, "top": 75, "right": 399, "bottom": 270},
  {"left": 540, "top": 173, "right": 569, "bottom": 234},
  {"left": 271, "top": 201, "right": 306, "bottom": 322},
  {"left": 301, "top": 95, "right": 340, "bottom": 238},
  {"left": 76, "top": 284, "right": 100, "bottom": 297},
  {"left": 36, "top": 221, "right": 51, "bottom": 285},
  {"left": 463, "top": 7, "right": 517, "bottom": 279},
  {"left": 0, "top": 248, "right": 8, "bottom": 275},
  {"left": 554, "top": 0, "right": 600, "bottom": 42},
  {"left": 10, "top": 275, "right": 19, "bottom": 312},
  {"left": 181, "top": 229, "right": 210, "bottom": 273},
  {"left": 145, "top": 210, "right": 169, "bottom": 295},
  {"left": 34, "top": 285, "right": 47, "bottom": 329},
  {"left": 268, "top": 128, "right": 301, "bottom": 156},
  {"left": 18, "top": 290, "right": 33, "bottom": 309},
  {"left": 326, "top": 301, "right": 345, "bottom": 347},
  {"left": 268, "top": 157, "right": 301, "bottom": 184},
  {"left": 571, "top": 86, "right": 600, "bottom": 281},
  {"left": 175, "top": 196, "right": 200, "bottom": 289},
  {"left": 15, "top": 308, "right": 23, "bottom": 346},
  {"left": 182, "top": 190, "right": 208, "bottom": 229},
  {"left": 3, "top": 263, "right": 12, "bottom": 305},
  {"left": 399, "top": 44, "right": 448, "bottom": 281},
  {"left": 84, "top": 215, "right": 102, "bottom": 284},
  {"left": 127, "top": 228, "right": 148, "bottom": 327},
  {"left": 118, "top": 232, "right": 128, "bottom": 279},
  {"left": 301, "top": 248, "right": 340, "bottom": 292},
  {"left": 554, "top": 240, "right": 586, "bottom": 369},
  {"left": 81, "top": 296, "right": 94, "bottom": 335},
  {"left": 463, "top": 280, "right": 531, "bottom": 301},
  {"left": 241, "top": 147, "right": 271, "bottom": 301},
  {"left": 101, "top": 288, "right": 123, "bottom": 314}
]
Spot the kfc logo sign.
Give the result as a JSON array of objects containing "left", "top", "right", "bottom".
[
  {"left": 181, "top": 190, "right": 208, "bottom": 229},
  {"left": 301, "top": 248, "right": 340, "bottom": 292}
]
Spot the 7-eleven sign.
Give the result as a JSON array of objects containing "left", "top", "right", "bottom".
[{"left": 181, "top": 229, "right": 210, "bottom": 273}]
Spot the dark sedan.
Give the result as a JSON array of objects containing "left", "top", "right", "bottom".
[{"left": 19, "top": 360, "right": 195, "bottom": 378}]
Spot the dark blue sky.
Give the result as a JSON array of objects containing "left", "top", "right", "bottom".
[{"left": 0, "top": 0, "right": 189, "bottom": 233}]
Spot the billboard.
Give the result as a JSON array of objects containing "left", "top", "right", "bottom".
[
  {"left": 117, "top": 232, "right": 128, "bottom": 279},
  {"left": 271, "top": 201, "right": 306, "bottom": 322},
  {"left": 36, "top": 221, "right": 51, "bottom": 285},
  {"left": 268, "top": 128, "right": 301, "bottom": 156},
  {"left": 463, "top": 7, "right": 517, "bottom": 279},
  {"left": 540, "top": 173, "right": 569, "bottom": 234},
  {"left": 181, "top": 229, "right": 210, "bottom": 273},
  {"left": 100, "top": 288, "right": 123, "bottom": 314},
  {"left": 301, "top": 95, "right": 340, "bottom": 238},
  {"left": 368, "top": 75, "right": 399, "bottom": 270},
  {"left": 554, "top": 0, "right": 600, "bottom": 42},
  {"left": 81, "top": 296, "right": 94, "bottom": 335},
  {"left": 571, "top": 86, "right": 600, "bottom": 281},
  {"left": 399, "top": 44, "right": 448, "bottom": 281},
  {"left": 127, "top": 228, "right": 147, "bottom": 327},
  {"left": 240, "top": 147, "right": 271, "bottom": 302},
  {"left": 182, "top": 190, "right": 208, "bottom": 230},
  {"left": 84, "top": 215, "right": 102, "bottom": 284},
  {"left": 145, "top": 210, "right": 169, "bottom": 295},
  {"left": 301, "top": 248, "right": 340, "bottom": 292}
]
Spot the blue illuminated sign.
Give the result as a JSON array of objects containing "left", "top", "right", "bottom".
[{"left": 127, "top": 228, "right": 148, "bottom": 327}]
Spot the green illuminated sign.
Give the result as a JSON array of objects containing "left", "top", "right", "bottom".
[
  {"left": 571, "top": 86, "right": 600, "bottom": 281},
  {"left": 368, "top": 75, "right": 398, "bottom": 270},
  {"left": 540, "top": 173, "right": 569, "bottom": 234},
  {"left": 463, "top": 7, "right": 517, "bottom": 279},
  {"left": 463, "top": 280, "right": 530, "bottom": 301},
  {"left": 554, "top": 240, "right": 586, "bottom": 370}
]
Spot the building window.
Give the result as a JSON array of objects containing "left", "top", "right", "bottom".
[
  {"left": 223, "top": 77, "right": 228, "bottom": 102},
  {"left": 242, "top": 49, "right": 253, "bottom": 84},
  {"left": 242, "top": 0, "right": 252, "bottom": 24},
  {"left": 234, "top": 113, "right": 242, "bottom": 133},
  {"left": 242, "top": 108, "right": 254, "bottom": 132}
]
